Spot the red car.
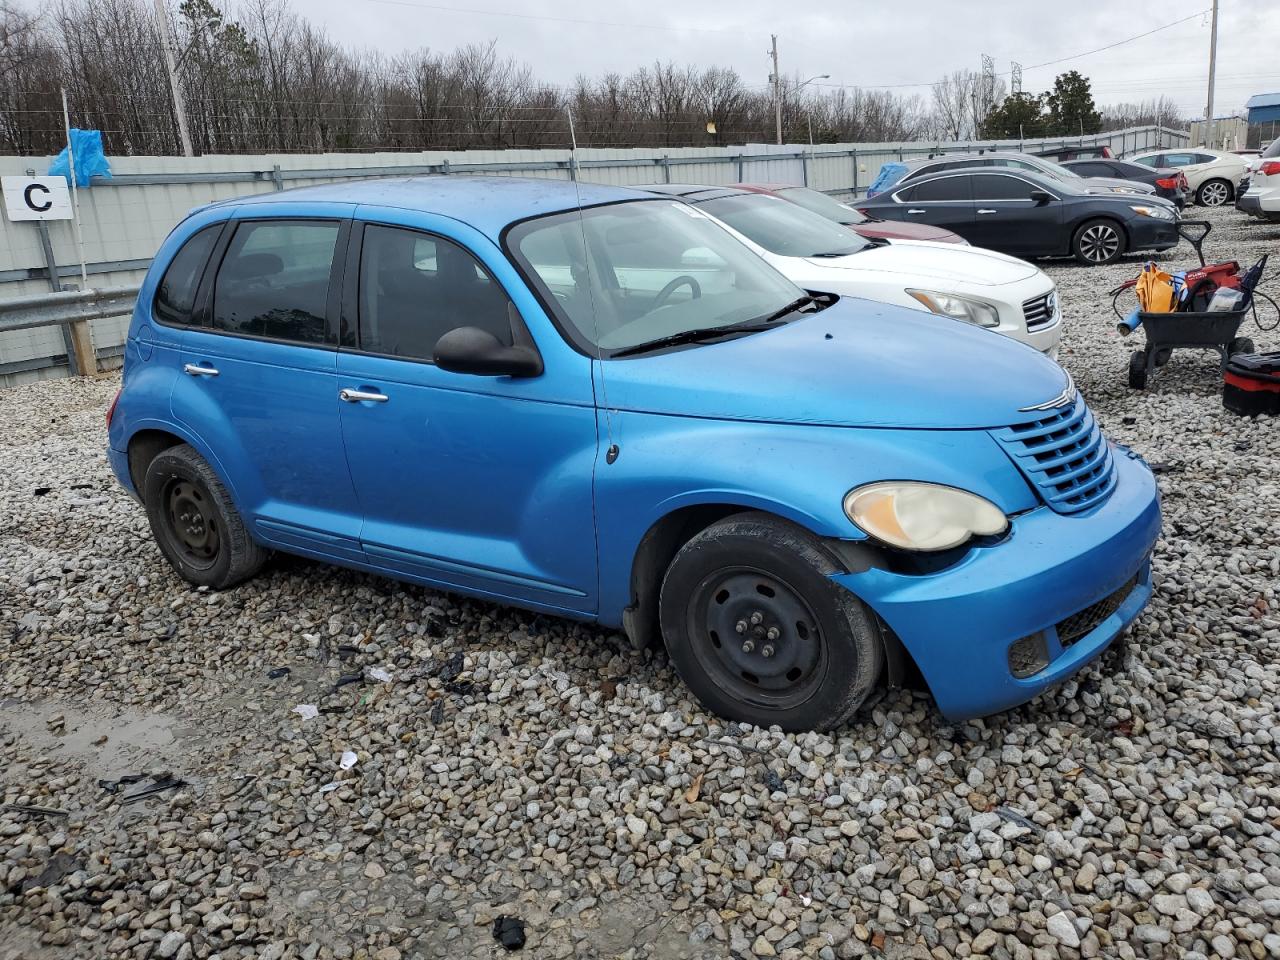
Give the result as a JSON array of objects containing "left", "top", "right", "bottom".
[{"left": 732, "top": 182, "right": 968, "bottom": 245}]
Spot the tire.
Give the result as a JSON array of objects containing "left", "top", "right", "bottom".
[
  {"left": 1229, "top": 337, "right": 1255, "bottom": 356},
  {"left": 1196, "top": 178, "right": 1232, "bottom": 207},
  {"left": 1072, "top": 218, "right": 1126, "bottom": 265},
  {"left": 1128, "top": 350, "right": 1148, "bottom": 390},
  {"left": 658, "top": 512, "right": 883, "bottom": 732},
  {"left": 142, "top": 443, "right": 267, "bottom": 589}
]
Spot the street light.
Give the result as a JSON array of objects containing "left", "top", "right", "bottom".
[{"left": 797, "top": 74, "right": 830, "bottom": 146}]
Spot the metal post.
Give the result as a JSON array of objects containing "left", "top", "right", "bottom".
[
  {"left": 852, "top": 149, "right": 858, "bottom": 197},
  {"left": 271, "top": 164, "right": 284, "bottom": 191},
  {"left": 661, "top": 156, "right": 671, "bottom": 183},
  {"left": 1205, "top": 0, "right": 1219, "bottom": 125},
  {"left": 59, "top": 90, "right": 96, "bottom": 376},
  {"left": 34, "top": 218, "right": 84, "bottom": 376},
  {"left": 736, "top": 155, "right": 744, "bottom": 181},
  {"left": 154, "top": 0, "right": 194, "bottom": 157},
  {"left": 770, "top": 35, "right": 782, "bottom": 146},
  {"left": 801, "top": 149, "right": 809, "bottom": 187}
]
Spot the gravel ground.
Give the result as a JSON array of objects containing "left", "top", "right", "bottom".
[{"left": 2, "top": 203, "right": 1279, "bottom": 960}]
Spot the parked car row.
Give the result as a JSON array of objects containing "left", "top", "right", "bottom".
[{"left": 107, "top": 174, "right": 1160, "bottom": 732}]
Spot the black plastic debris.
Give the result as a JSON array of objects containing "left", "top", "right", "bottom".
[
  {"left": 14, "top": 852, "right": 80, "bottom": 893},
  {"left": 332, "top": 673, "right": 364, "bottom": 691},
  {"left": 3, "top": 803, "right": 68, "bottom": 818},
  {"left": 762, "top": 770, "right": 784, "bottom": 793},
  {"left": 97, "top": 773, "right": 147, "bottom": 794},
  {"left": 492, "top": 915, "right": 526, "bottom": 951},
  {"left": 33, "top": 487, "right": 51, "bottom": 496},
  {"left": 266, "top": 667, "right": 291, "bottom": 680},
  {"left": 994, "top": 805, "right": 1044, "bottom": 835},
  {"left": 122, "top": 776, "right": 185, "bottom": 803},
  {"left": 1235, "top": 440, "right": 1251, "bottom": 452},
  {"left": 444, "top": 679, "right": 473, "bottom": 695},
  {"left": 1121, "top": 416, "right": 1137, "bottom": 425},
  {"left": 336, "top": 644, "right": 359, "bottom": 660},
  {"left": 429, "top": 701, "right": 444, "bottom": 725},
  {"left": 438, "top": 652, "right": 465, "bottom": 683}
]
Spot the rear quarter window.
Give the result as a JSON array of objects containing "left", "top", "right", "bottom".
[{"left": 153, "top": 225, "right": 220, "bottom": 326}]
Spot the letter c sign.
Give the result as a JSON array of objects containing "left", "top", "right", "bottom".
[{"left": 2, "top": 176, "right": 73, "bottom": 221}]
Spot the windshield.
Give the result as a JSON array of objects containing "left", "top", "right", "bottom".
[
  {"left": 507, "top": 199, "right": 804, "bottom": 354},
  {"left": 777, "top": 186, "right": 869, "bottom": 224},
  {"left": 698, "top": 194, "right": 872, "bottom": 258}
]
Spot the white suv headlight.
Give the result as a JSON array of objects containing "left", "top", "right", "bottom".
[
  {"left": 906, "top": 290, "right": 1001, "bottom": 328},
  {"left": 843, "top": 482, "right": 1009, "bottom": 552}
]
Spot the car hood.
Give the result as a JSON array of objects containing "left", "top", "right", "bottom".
[
  {"left": 601, "top": 298, "right": 1069, "bottom": 430},
  {"left": 1084, "top": 176, "right": 1156, "bottom": 195},
  {"left": 849, "top": 219, "right": 964, "bottom": 244},
  {"left": 799, "top": 240, "right": 1040, "bottom": 285}
]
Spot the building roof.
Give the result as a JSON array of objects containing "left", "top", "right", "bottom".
[{"left": 1246, "top": 93, "right": 1280, "bottom": 110}]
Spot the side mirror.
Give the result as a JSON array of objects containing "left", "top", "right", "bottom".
[
  {"left": 1029, "top": 189, "right": 1053, "bottom": 205},
  {"left": 433, "top": 303, "right": 544, "bottom": 378}
]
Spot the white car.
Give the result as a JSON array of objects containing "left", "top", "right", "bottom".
[
  {"left": 1239, "top": 157, "right": 1280, "bottom": 223},
  {"left": 640, "top": 185, "right": 1063, "bottom": 358},
  {"left": 1127, "top": 148, "right": 1249, "bottom": 207}
]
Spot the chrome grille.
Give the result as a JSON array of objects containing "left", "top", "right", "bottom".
[
  {"left": 1022, "top": 291, "right": 1058, "bottom": 332},
  {"left": 994, "top": 395, "right": 1117, "bottom": 514}
]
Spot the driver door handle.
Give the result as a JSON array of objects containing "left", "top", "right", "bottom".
[
  {"left": 977, "top": 208, "right": 998, "bottom": 215},
  {"left": 339, "top": 388, "right": 388, "bottom": 403},
  {"left": 906, "top": 208, "right": 926, "bottom": 215},
  {"left": 183, "top": 363, "right": 219, "bottom": 377}
]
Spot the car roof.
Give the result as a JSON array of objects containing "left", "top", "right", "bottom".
[
  {"left": 901, "top": 151, "right": 1043, "bottom": 170},
  {"left": 634, "top": 183, "right": 750, "bottom": 201},
  {"left": 223, "top": 175, "right": 649, "bottom": 241},
  {"left": 732, "top": 182, "right": 805, "bottom": 193},
  {"left": 884, "top": 166, "right": 1062, "bottom": 193}
]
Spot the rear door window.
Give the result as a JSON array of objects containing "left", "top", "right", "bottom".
[
  {"left": 1130, "top": 154, "right": 1161, "bottom": 167},
  {"left": 356, "top": 224, "right": 512, "bottom": 362},
  {"left": 212, "top": 220, "right": 340, "bottom": 345},
  {"left": 912, "top": 176, "right": 972, "bottom": 202},
  {"left": 153, "top": 225, "right": 220, "bottom": 326},
  {"left": 1162, "top": 153, "right": 1197, "bottom": 167},
  {"left": 971, "top": 175, "right": 1039, "bottom": 200}
]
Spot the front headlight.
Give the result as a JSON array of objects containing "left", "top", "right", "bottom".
[
  {"left": 905, "top": 290, "right": 1001, "bottom": 328},
  {"left": 843, "top": 481, "right": 1009, "bottom": 552},
  {"left": 1129, "top": 204, "right": 1174, "bottom": 220}
]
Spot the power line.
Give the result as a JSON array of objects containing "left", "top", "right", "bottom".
[{"left": 361, "top": 0, "right": 758, "bottom": 36}]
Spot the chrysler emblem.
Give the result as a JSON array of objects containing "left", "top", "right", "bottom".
[{"left": 1019, "top": 375, "right": 1077, "bottom": 412}]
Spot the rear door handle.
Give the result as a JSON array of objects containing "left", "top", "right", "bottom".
[
  {"left": 339, "top": 388, "right": 388, "bottom": 403},
  {"left": 906, "top": 208, "right": 926, "bottom": 215},
  {"left": 183, "top": 363, "right": 219, "bottom": 377},
  {"left": 977, "top": 208, "right": 998, "bottom": 215}
]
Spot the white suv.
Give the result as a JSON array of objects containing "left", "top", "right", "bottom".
[{"left": 1238, "top": 138, "right": 1280, "bottom": 223}]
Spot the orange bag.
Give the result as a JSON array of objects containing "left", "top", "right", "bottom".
[{"left": 1135, "top": 262, "right": 1177, "bottom": 313}]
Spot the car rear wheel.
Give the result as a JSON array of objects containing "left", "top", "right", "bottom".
[
  {"left": 658, "top": 512, "right": 883, "bottom": 732},
  {"left": 1196, "top": 178, "right": 1232, "bottom": 206},
  {"left": 142, "top": 443, "right": 267, "bottom": 589},
  {"left": 1072, "top": 218, "right": 1126, "bottom": 265}
]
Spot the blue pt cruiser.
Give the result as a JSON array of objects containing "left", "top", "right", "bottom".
[{"left": 106, "top": 177, "right": 1161, "bottom": 731}]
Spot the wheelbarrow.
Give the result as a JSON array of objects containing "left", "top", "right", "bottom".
[{"left": 1109, "top": 220, "right": 1277, "bottom": 390}]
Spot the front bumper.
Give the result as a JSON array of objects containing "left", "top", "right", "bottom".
[
  {"left": 1128, "top": 218, "right": 1181, "bottom": 252},
  {"left": 832, "top": 448, "right": 1160, "bottom": 720}
]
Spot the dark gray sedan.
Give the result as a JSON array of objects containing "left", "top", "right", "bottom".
[
  {"left": 866, "top": 151, "right": 1159, "bottom": 200},
  {"left": 1062, "top": 158, "right": 1189, "bottom": 208},
  {"left": 858, "top": 168, "right": 1181, "bottom": 265}
]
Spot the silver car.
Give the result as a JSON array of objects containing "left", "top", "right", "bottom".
[{"left": 871, "top": 151, "right": 1160, "bottom": 200}]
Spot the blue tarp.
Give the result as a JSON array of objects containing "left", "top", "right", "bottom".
[
  {"left": 866, "top": 162, "right": 908, "bottom": 198},
  {"left": 48, "top": 129, "right": 111, "bottom": 187}
]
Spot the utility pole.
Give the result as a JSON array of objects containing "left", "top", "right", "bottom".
[
  {"left": 1204, "top": 0, "right": 1219, "bottom": 128},
  {"left": 770, "top": 35, "right": 782, "bottom": 145},
  {"left": 154, "top": 0, "right": 194, "bottom": 157}
]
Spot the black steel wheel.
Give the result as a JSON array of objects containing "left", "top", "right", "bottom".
[
  {"left": 1073, "top": 219, "right": 1126, "bottom": 265},
  {"left": 142, "top": 443, "right": 267, "bottom": 589},
  {"left": 1196, "top": 178, "right": 1232, "bottom": 207},
  {"left": 1128, "top": 350, "right": 1148, "bottom": 390},
  {"left": 659, "top": 512, "right": 883, "bottom": 732}
]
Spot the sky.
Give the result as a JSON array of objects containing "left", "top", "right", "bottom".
[{"left": 301, "top": 0, "right": 1280, "bottom": 118}]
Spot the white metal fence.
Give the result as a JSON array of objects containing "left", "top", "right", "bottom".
[{"left": 0, "top": 125, "right": 1188, "bottom": 386}]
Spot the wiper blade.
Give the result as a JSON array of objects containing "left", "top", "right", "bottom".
[
  {"left": 610, "top": 321, "right": 776, "bottom": 358},
  {"left": 753, "top": 294, "right": 818, "bottom": 324}
]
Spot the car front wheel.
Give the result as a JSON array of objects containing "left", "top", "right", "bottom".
[
  {"left": 658, "top": 513, "right": 883, "bottom": 732},
  {"left": 1196, "top": 178, "right": 1232, "bottom": 206},
  {"left": 142, "top": 443, "right": 267, "bottom": 589},
  {"left": 1072, "top": 218, "right": 1126, "bottom": 265}
]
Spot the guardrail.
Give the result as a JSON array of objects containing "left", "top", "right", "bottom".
[{"left": 0, "top": 284, "right": 138, "bottom": 376}]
